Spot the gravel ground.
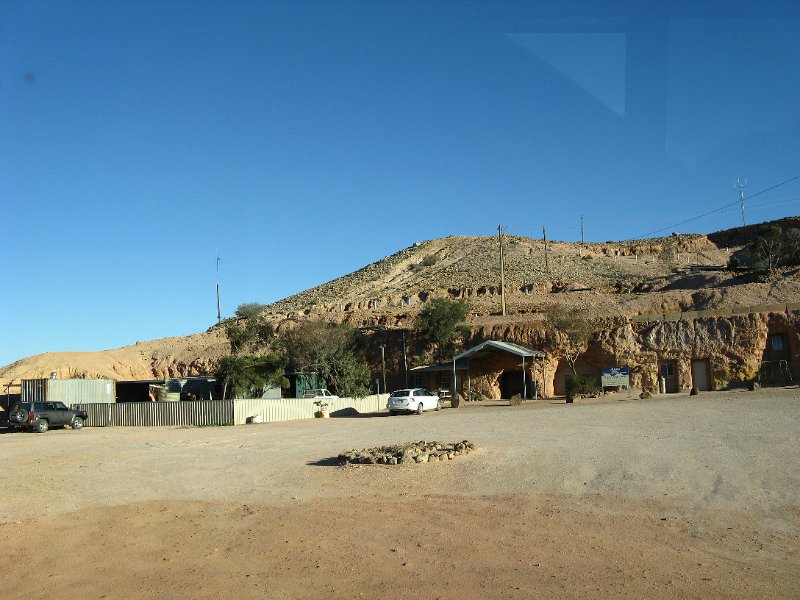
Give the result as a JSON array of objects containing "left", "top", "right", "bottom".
[{"left": 2, "top": 388, "right": 799, "bottom": 599}]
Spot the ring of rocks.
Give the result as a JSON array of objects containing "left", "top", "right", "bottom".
[{"left": 337, "top": 440, "right": 476, "bottom": 466}]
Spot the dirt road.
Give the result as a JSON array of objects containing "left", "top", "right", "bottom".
[{"left": 3, "top": 389, "right": 799, "bottom": 599}]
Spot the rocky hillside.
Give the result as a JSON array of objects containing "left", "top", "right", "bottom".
[
  {"left": 260, "top": 219, "right": 800, "bottom": 332},
  {"left": 0, "top": 330, "right": 230, "bottom": 392},
  {"left": 2, "top": 218, "right": 799, "bottom": 390}
]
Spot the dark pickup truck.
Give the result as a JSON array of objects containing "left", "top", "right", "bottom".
[{"left": 7, "top": 401, "right": 88, "bottom": 433}]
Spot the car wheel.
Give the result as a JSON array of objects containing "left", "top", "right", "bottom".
[
  {"left": 33, "top": 419, "right": 49, "bottom": 433},
  {"left": 415, "top": 403, "right": 424, "bottom": 415},
  {"left": 12, "top": 410, "right": 26, "bottom": 422},
  {"left": 435, "top": 399, "right": 441, "bottom": 411},
  {"left": 71, "top": 416, "right": 84, "bottom": 430}
]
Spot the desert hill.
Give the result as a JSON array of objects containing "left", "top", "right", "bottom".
[
  {"left": 2, "top": 217, "right": 799, "bottom": 391},
  {"left": 260, "top": 217, "right": 800, "bottom": 330}
]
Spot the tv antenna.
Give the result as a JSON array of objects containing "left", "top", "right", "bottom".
[
  {"left": 216, "top": 250, "right": 223, "bottom": 324},
  {"left": 735, "top": 177, "right": 747, "bottom": 226}
]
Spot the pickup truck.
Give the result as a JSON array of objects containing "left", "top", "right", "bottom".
[
  {"left": 7, "top": 401, "right": 88, "bottom": 433},
  {"left": 302, "top": 389, "right": 339, "bottom": 400}
]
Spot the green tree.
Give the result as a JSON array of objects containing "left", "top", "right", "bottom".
[
  {"left": 215, "top": 353, "right": 288, "bottom": 399},
  {"left": 235, "top": 302, "right": 268, "bottom": 319},
  {"left": 223, "top": 302, "right": 275, "bottom": 354},
  {"left": 414, "top": 297, "right": 471, "bottom": 362},
  {"left": 543, "top": 304, "right": 595, "bottom": 375},
  {"left": 279, "top": 321, "right": 371, "bottom": 398},
  {"left": 751, "top": 225, "right": 800, "bottom": 270}
]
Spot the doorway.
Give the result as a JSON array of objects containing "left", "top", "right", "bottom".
[
  {"left": 658, "top": 361, "right": 679, "bottom": 393},
  {"left": 500, "top": 370, "right": 532, "bottom": 399},
  {"left": 691, "top": 359, "right": 711, "bottom": 391}
]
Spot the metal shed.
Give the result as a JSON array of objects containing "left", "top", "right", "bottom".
[{"left": 21, "top": 378, "right": 116, "bottom": 405}]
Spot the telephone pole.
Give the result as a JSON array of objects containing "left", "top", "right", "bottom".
[
  {"left": 543, "top": 226, "right": 549, "bottom": 273},
  {"left": 736, "top": 178, "right": 747, "bottom": 226},
  {"left": 580, "top": 214, "right": 584, "bottom": 256},
  {"left": 379, "top": 344, "right": 387, "bottom": 394},
  {"left": 498, "top": 225, "right": 507, "bottom": 316}
]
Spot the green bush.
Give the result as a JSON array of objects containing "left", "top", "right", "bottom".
[
  {"left": 566, "top": 374, "right": 599, "bottom": 399},
  {"left": 421, "top": 254, "right": 439, "bottom": 267}
]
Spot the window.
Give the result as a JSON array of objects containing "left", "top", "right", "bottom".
[
  {"left": 769, "top": 334, "right": 786, "bottom": 352},
  {"left": 660, "top": 363, "right": 675, "bottom": 378},
  {"left": 440, "top": 375, "right": 452, "bottom": 389}
]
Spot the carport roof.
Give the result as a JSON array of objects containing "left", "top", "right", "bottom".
[{"left": 453, "top": 340, "right": 545, "bottom": 362}]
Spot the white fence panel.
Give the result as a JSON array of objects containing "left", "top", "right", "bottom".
[
  {"left": 233, "top": 395, "right": 388, "bottom": 425},
  {"left": 326, "top": 394, "right": 387, "bottom": 415},
  {"left": 72, "top": 395, "right": 389, "bottom": 427},
  {"left": 233, "top": 398, "right": 314, "bottom": 425}
]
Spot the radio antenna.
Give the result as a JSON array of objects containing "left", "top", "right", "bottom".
[
  {"left": 735, "top": 177, "right": 747, "bottom": 226},
  {"left": 216, "top": 250, "right": 223, "bottom": 324}
]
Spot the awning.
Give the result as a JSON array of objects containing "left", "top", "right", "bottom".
[{"left": 454, "top": 340, "right": 545, "bottom": 362}]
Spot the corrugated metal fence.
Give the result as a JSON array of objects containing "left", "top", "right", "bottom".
[{"left": 76, "top": 395, "right": 388, "bottom": 427}]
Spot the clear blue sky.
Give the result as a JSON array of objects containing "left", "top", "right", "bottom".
[{"left": 2, "top": 0, "right": 799, "bottom": 366}]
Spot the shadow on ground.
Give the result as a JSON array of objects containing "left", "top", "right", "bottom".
[{"left": 306, "top": 456, "right": 342, "bottom": 467}]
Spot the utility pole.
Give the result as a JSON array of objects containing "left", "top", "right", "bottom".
[
  {"left": 216, "top": 250, "right": 223, "bottom": 324},
  {"left": 498, "top": 225, "right": 507, "bottom": 316},
  {"left": 401, "top": 329, "right": 409, "bottom": 387},
  {"left": 736, "top": 178, "right": 747, "bottom": 226},
  {"left": 379, "top": 344, "right": 387, "bottom": 395},
  {"left": 543, "top": 226, "right": 549, "bottom": 273},
  {"left": 580, "top": 214, "right": 584, "bottom": 256}
]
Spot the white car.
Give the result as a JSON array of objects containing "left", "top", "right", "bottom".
[
  {"left": 387, "top": 388, "right": 441, "bottom": 415},
  {"left": 303, "top": 389, "right": 339, "bottom": 400}
]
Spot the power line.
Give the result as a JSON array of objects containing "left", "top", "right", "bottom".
[
  {"left": 746, "top": 195, "right": 800, "bottom": 211},
  {"left": 635, "top": 175, "right": 800, "bottom": 239},
  {"left": 715, "top": 195, "right": 800, "bottom": 215}
]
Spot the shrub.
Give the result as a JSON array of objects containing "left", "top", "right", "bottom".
[{"left": 566, "top": 374, "right": 599, "bottom": 399}]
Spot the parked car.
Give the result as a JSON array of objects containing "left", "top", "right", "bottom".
[
  {"left": 7, "top": 401, "right": 88, "bottom": 433},
  {"left": 302, "top": 389, "right": 339, "bottom": 400},
  {"left": 387, "top": 388, "right": 441, "bottom": 415}
]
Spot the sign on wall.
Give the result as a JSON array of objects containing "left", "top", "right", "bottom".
[{"left": 601, "top": 367, "right": 630, "bottom": 388}]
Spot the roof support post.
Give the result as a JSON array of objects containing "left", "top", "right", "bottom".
[
  {"left": 467, "top": 359, "right": 472, "bottom": 398},
  {"left": 522, "top": 355, "right": 527, "bottom": 401},
  {"left": 543, "top": 355, "right": 548, "bottom": 399},
  {"left": 452, "top": 358, "right": 457, "bottom": 402}
]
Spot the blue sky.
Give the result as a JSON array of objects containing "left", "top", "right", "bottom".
[{"left": 2, "top": 0, "right": 799, "bottom": 366}]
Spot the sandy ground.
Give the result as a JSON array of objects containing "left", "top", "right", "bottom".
[{"left": 2, "top": 388, "right": 799, "bottom": 599}]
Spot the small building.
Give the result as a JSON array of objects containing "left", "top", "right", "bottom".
[
  {"left": 117, "top": 377, "right": 227, "bottom": 402},
  {"left": 286, "top": 372, "right": 328, "bottom": 399},
  {"left": 411, "top": 341, "right": 547, "bottom": 400},
  {"left": 21, "top": 378, "right": 116, "bottom": 405}
]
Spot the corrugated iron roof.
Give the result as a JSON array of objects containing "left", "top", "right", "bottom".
[{"left": 454, "top": 340, "right": 545, "bottom": 362}]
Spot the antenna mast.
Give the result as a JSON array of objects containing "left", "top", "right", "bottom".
[
  {"left": 736, "top": 178, "right": 747, "bottom": 227},
  {"left": 216, "top": 250, "right": 223, "bottom": 324}
]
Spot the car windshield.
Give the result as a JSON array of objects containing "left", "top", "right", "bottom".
[{"left": 390, "top": 390, "right": 412, "bottom": 397}]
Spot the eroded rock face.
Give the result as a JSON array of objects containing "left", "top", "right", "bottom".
[
  {"left": 458, "top": 310, "right": 798, "bottom": 396},
  {"left": 0, "top": 329, "right": 230, "bottom": 388},
  {"left": 601, "top": 314, "right": 775, "bottom": 392}
]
